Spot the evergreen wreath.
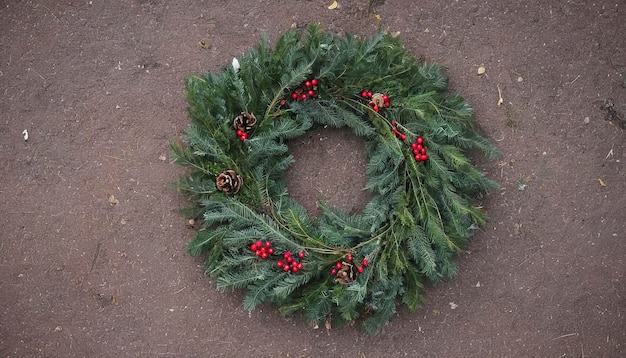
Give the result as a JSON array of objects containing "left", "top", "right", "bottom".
[{"left": 171, "top": 25, "right": 498, "bottom": 333}]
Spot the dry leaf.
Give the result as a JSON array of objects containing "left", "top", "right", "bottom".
[
  {"left": 598, "top": 178, "right": 606, "bottom": 187},
  {"left": 108, "top": 195, "right": 119, "bottom": 205},
  {"left": 198, "top": 38, "right": 211, "bottom": 49},
  {"left": 327, "top": 1, "right": 338, "bottom": 10},
  {"left": 477, "top": 66, "right": 486, "bottom": 75}
]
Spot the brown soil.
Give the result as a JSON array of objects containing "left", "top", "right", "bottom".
[{"left": 1, "top": 1, "right": 624, "bottom": 357}]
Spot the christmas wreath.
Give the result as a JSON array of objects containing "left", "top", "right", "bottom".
[{"left": 171, "top": 25, "right": 497, "bottom": 333}]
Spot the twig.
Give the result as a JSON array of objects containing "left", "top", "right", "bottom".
[
  {"left": 40, "top": 4, "right": 59, "bottom": 21},
  {"left": 551, "top": 332, "right": 578, "bottom": 340},
  {"left": 28, "top": 68, "right": 45, "bottom": 81},
  {"left": 605, "top": 144, "right": 614, "bottom": 160},
  {"left": 568, "top": 74, "right": 581, "bottom": 85},
  {"left": 90, "top": 242, "right": 102, "bottom": 271},
  {"left": 104, "top": 155, "right": 124, "bottom": 160}
]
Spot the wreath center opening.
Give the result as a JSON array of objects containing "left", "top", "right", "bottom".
[{"left": 284, "top": 126, "right": 373, "bottom": 218}]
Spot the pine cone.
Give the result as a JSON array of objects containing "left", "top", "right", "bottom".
[
  {"left": 216, "top": 170, "right": 243, "bottom": 195},
  {"left": 371, "top": 93, "right": 385, "bottom": 108},
  {"left": 335, "top": 261, "right": 356, "bottom": 285},
  {"left": 233, "top": 112, "right": 257, "bottom": 133}
]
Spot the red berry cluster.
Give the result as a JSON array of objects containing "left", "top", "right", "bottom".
[
  {"left": 290, "top": 78, "right": 319, "bottom": 101},
  {"left": 250, "top": 240, "right": 274, "bottom": 259},
  {"left": 411, "top": 136, "right": 428, "bottom": 162},
  {"left": 330, "top": 254, "right": 368, "bottom": 275},
  {"left": 391, "top": 120, "right": 407, "bottom": 141},
  {"left": 360, "top": 90, "right": 390, "bottom": 112},
  {"left": 277, "top": 251, "right": 305, "bottom": 273},
  {"left": 236, "top": 129, "right": 248, "bottom": 141}
]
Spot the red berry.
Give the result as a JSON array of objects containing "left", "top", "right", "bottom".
[
  {"left": 298, "top": 251, "right": 305, "bottom": 259},
  {"left": 331, "top": 268, "right": 337, "bottom": 275},
  {"left": 250, "top": 244, "right": 257, "bottom": 251},
  {"left": 384, "top": 101, "right": 390, "bottom": 107},
  {"left": 336, "top": 262, "right": 342, "bottom": 269},
  {"left": 361, "top": 90, "right": 368, "bottom": 98},
  {"left": 287, "top": 256, "right": 293, "bottom": 263},
  {"left": 362, "top": 259, "right": 369, "bottom": 267},
  {"left": 311, "top": 79, "right": 318, "bottom": 86},
  {"left": 300, "top": 93, "right": 307, "bottom": 100},
  {"left": 358, "top": 266, "right": 364, "bottom": 273},
  {"left": 367, "top": 91, "right": 373, "bottom": 98},
  {"left": 297, "top": 263, "right": 303, "bottom": 269},
  {"left": 417, "top": 137, "right": 423, "bottom": 144},
  {"left": 413, "top": 149, "right": 419, "bottom": 155},
  {"left": 305, "top": 80, "right": 311, "bottom": 87},
  {"left": 292, "top": 267, "right": 299, "bottom": 273},
  {"left": 280, "top": 99, "right": 285, "bottom": 106},
  {"left": 347, "top": 254, "right": 353, "bottom": 261},
  {"left": 237, "top": 129, "right": 243, "bottom": 136},
  {"left": 255, "top": 250, "right": 262, "bottom": 256},
  {"left": 369, "top": 101, "right": 375, "bottom": 107},
  {"left": 240, "top": 136, "right": 246, "bottom": 141},
  {"left": 308, "top": 90, "right": 315, "bottom": 97},
  {"left": 415, "top": 155, "right": 421, "bottom": 161},
  {"left": 421, "top": 154, "right": 429, "bottom": 161},
  {"left": 411, "top": 142, "right": 417, "bottom": 149},
  {"left": 373, "top": 105, "right": 379, "bottom": 112},
  {"left": 391, "top": 120, "right": 397, "bottom": 127},
  {"left": 420, "top": 148, "right": 427, "bottom": 155},
  {"left": 291, "top": 93, "right": 298, "bottom": 99},
  {"left": 256, "top": 240, "right": 262, "bottom": 247},
  {"left": 268, "top": 248, "right": 274, "bottom": 255},
  {"left": 382, "top": 94, "right": 389, "bottom": 101},
  {"left": 284, "top": 251, "right": 291, "bottom": 258},
  {"left": 400, "top": 134, "right": 407, "bottom": 141},
  {"left": 261, "top": 252, "right": 268, "bottom": 259},
  {"left": 416, "top": 144, "right": 423, "bottom": 151},
  {"left": 265, "top": 241, "right": 271, "bottom": 248},
  {"left": 277, "top": 261, "right": 284, "bottom": 268},
  {"left": 283, "top": 265, "right": 290, "bottom": 272},
  {"left": 260, "top": 247, "right": 266, "bottom": 254}
]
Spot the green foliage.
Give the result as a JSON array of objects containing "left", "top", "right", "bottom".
[{"left": 171, "top": 24, "right": 498, "bottom": 334}]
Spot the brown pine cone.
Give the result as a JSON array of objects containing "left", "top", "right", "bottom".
[
  {"left": 233, "top": 112, "right": 257, "bottom": 133},
  {"left": 371, "top": 93, "right": 385, "bottom": 108},
  {"left": 216, "top": 170, "right": 243, "bottom": 195},
  {"left": 335, "top": 261, "right": 356, "bottom": 285}
]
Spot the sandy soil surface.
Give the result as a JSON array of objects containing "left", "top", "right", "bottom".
[{"left": 1, "top": 1, "right": 624, "bottom": 357}]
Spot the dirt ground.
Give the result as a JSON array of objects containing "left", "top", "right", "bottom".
[{"left": 1, "top": 0, "right": 624, "bottom": 357}]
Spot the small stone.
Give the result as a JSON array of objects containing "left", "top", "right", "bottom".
[
  {"left": 583, "top": 116, "right": 590, "bottom": 124},
  {"left": 517, "top": 76, "right": 524, "bottom": 82},
  {"left": 477, "top": 66, "right": 486, "bottom": 75},
  {"left": 54, "top": 326, "right": 62, "bottom": 333}
]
